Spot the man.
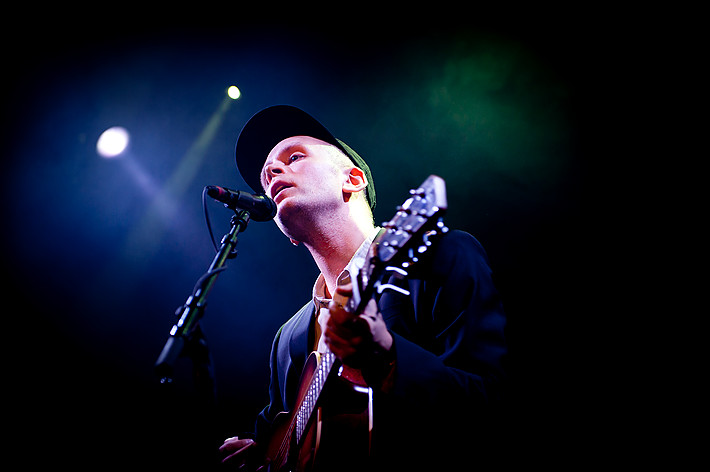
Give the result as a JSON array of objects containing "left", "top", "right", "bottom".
[{"left": 220, "top": 105, "right": 507, "bottom": 471}]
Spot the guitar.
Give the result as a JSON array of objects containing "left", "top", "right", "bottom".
[{"left": 260, "top": 175, "right": 448, "bottom": 472}]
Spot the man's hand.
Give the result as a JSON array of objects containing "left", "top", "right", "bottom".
[
  {"left": 325, "top": 283, "right": 393, "bottom": 366},
  {"left": 219, "top": 436, "right": 257, "bottom": 468}
]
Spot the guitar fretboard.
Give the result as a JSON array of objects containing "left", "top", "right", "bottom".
[{"left": 295, "top": 350, "right": 337, "bottom": 443}]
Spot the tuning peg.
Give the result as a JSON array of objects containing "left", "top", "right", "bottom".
[
  {"left": 377, "top": 283, "right": 410, "bottom": 296},
  {"left": 421, "top": 232, "right": 433, "bottom": 247},
  {"left": 384, "top": 266, "right": 408, "bottom": 277},
  {"left": 406, "top": 248, "right": 419, "bottom": 264},
  {"left": 377, "top": 266, "right": 410, "bottom": 295},
  {"left": 437, "top": 219, "right": 449, "bottom": 233}
]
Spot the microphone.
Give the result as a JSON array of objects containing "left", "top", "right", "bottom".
[{"left": 206, "top": 185, "right": 277, "bottom": 221}]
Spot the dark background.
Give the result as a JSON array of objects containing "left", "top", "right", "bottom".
[{"left": 3, "top": 13, "right": 609, "bottom": 469}]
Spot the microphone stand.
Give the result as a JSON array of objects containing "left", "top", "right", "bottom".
[{"left": 155, "top": 209, "right": 251, "bottom": 391}]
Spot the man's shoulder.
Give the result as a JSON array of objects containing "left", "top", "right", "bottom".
[
  {"left": 439, "top": 228, "right": 485, "bottom": 251},
  {"left": 427, "top": 229, "right": 488, "bottom": 264},
  {"left": 275, "top": 300, "right": 315, "bottom": 340}
]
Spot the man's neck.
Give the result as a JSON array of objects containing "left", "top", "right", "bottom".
[{"left": 304, "top": 218, "right": 375, "bottom": 297}]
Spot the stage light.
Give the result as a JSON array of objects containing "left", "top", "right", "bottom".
[
  {"left": 123, "top": 95, "right": 233, "bottom": 257},
  {"left": 97, "top": 126, "right": 130, "bottom": 158},
  {"left": 227, "top": 85, "right": 241, "bottom": 100}
]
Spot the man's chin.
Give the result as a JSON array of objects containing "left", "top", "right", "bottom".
[{"left": 274, "top": 200, "right": 304, "bottom": 237}]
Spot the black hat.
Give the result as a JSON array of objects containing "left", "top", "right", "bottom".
[{"left": 235, "top": 105, "right": 376, "bottom": 210}]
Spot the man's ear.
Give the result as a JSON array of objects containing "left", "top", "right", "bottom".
[{"left": 342, "top": 166, "right": 368, "bottom": 195}]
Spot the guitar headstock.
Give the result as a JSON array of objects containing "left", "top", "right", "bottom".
[
  {"left": 375, "top": 174, "right": 448, "bottom": 267},
  {"left": 349, "top": 175, "right": 448, "bottom": 313}
]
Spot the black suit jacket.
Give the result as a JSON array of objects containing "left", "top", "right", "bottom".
[{"left": 255, "top": 230, "right": 507, "bottom": 470}]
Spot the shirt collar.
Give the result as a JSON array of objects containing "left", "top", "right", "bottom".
[{"left": 312, "top": 226, "right": 381, "bottom": 309}]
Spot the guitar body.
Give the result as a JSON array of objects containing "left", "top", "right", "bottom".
[
  {"left": 262, "top": 352, "right": 320, "bottom": 472},
  {"left": 312, "top": 365, "right": 372, "bottom": 472},
  {"left": 263, "top": 352, "right": 372, "bottom": 472}
]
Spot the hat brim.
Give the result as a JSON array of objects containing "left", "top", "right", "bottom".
[{"left": 235, "top": 105, "right": 343, "bottom": 194}]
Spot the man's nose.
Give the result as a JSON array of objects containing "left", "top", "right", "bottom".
[{"left": 264, "top": 161, "right": 285, "bottom": 182}]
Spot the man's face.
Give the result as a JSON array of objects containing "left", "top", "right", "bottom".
[{"left": 260, "top": 136, "right": 350, "bottom": 238}]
